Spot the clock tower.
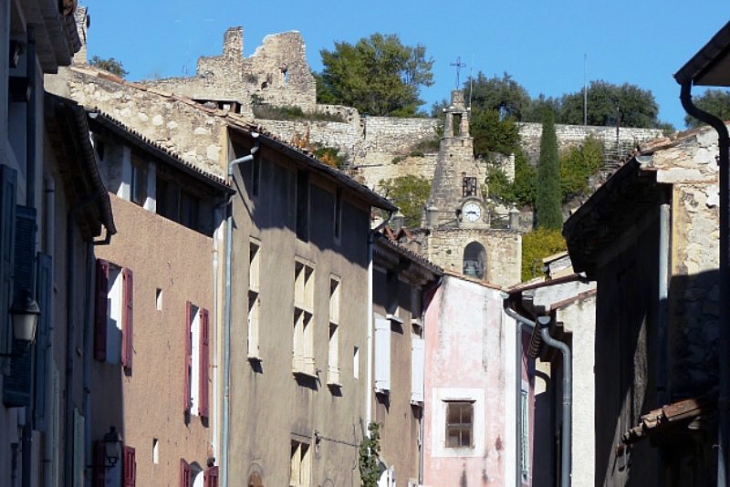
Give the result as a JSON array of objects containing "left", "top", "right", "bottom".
[{"left": 420, "top": 90, "right": 522, "bottom": 287}]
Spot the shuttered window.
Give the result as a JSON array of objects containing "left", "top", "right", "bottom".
[
  {"left": 204, "top": 466, "right": 219, "bottom": 487},
  {"left": 92, "top": 441, "right": 105, "bottom": 487},
  {"left": 199, "top": 308, "right": 209, "bottom": 420},
  {"left": 34, "top": 253, "right": 53, "bottom": 430},
  {"left": 0, "top": 166, "right": 16, "bottom": 362},
  {"left": 3, "top": 205, "right": 37, "bottom": 407},
  {"left": 94, "top": 259, "right": 110, "bottom": 361},
  {"left": 410, "top": 336, "right": 424, "bottom": 404},
  {"left": 123, "top": 446, "right": 136, "bottom": 487},
  {"left": 184, "top": 301, "right": 192, "bottom": 418},
  {"left": 180, "top": 459, "right": 192, "bottom": 487},
  {"left": 374, "top": 316, "right": 391, "bottom": 394},
  {"left": 121, "top": 268, "right": 134, "bottom": 373}
]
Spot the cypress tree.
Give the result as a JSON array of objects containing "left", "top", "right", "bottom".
[{"left": 535, "top": 110, "right": 563, "bottom": 229}]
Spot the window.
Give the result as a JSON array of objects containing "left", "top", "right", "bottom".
[
  {"left": 411, "top": 334, "right": 424, "bottom": 405},
  {"left": 94, "top": 260, "right": 134, "bottom": 374},
  {"left": 520, "top": 388, "right": 530, "bottom": 480},
  {"left": 156, "top": 288, "right": 163, "bottom": 310},
  {"left": 204, "top": 466, "right": 219, "bottom": 487},
  {"left": 130, "top": 154, "right": 147, "bottom": 206},
  {"left": 293, "top": 260, "right": 315, "bottom": 376},
  {"left": 462, "top": 175, "right": 477, "bottom": 197},
  {"left": 180, "top": 459, "right": 191, "bottom": 487},
  {"left": 179, "top": 191, "right": 199, "bottom": 229},
  {"left": 333, "top": 188, "right": 342, "bottom": 241},
  {"left": 248, "top": 239, "right": 261, "bottom": 360},
  {"left": 152, "top": 439, "right": 159, "bottom": 465},
  {"left": 328, "top": 277, "right": 341, "bottom": 386},
  {"left": 445, "top": 401, "right": 474, "bottom": 448},
  {"left": 296, "top": 171, "right": 310, "bottom": 241},
  {"left": 374, "top": 316, "right": 391, "bottom": 393},
  {"left": 290, "top": 440, "right": 311, "bottom": 487},
  {"left": 251, "top": 156, "right": 261, "bottom": 197},
  {"left": 123, "top": 446, "right": 137, "bottom": 487},
  {"left": 353, "top": 347, "right": 360, "bottom": 380},
  {"left": 184, "top": 303, "right": 210, "bottom": 420},
  {"left": 156, "top": 176, "right": 201, "bottom": 232}
]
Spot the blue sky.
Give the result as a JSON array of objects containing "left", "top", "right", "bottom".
[{"left": 82, "top": 0, "right": 728, "bottom": 130}]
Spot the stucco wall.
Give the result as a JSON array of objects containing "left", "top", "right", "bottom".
[
  {"left": 423, "top": 276, "right": 512, "bottom": 486},
  {"left": 92, "top": 194, "right": 215, "bottom": 485},
  {"left": 226, "top": 142, "right": 371, "bottom": 486}
]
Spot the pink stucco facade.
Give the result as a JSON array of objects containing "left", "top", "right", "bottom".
[{"left": 423, "top": 273, "right": 527, "bottom": 486}]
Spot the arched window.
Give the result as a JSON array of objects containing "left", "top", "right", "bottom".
[
  {"left": 248, "top": 472, "right": 263, "bottom": 487},
  {"left": 463, "top": 242, "right": 486, "bottom": 279}
]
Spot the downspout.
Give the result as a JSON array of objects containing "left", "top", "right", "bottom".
[
  {"left": 504, "top": 302, "right": 536, "bottom": 487},
  {"left": 657, "top": 202, "right": 670, "bottom": 407},
  {"left": 222, "top": 133, "right": 259, "bottom": 487},
  {"left": 680, "top": 82, "right": 730, "bottom": 487},
  {"left": 536, "top": 315, "right": 571, "bottom": 487},
  {"left": 64, "top": 208, "right": 77, "bottom": 487},
  {"left": 366, "top": 214, "right": 394, "bottom": 433}
]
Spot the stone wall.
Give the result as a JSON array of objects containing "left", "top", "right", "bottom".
[
  {"left": 144, "top": 28, "right": 316, "bottom": 111},
  {"left": 651, "top": 126, "right": 721, "bottom": 391},
  {"left": 60, "top": 66, "right": 228, "bottom": 179},
  {"left": 424, "top": 228, "right": 521, "bottom": 288}
]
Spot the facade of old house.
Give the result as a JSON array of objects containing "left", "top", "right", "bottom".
[
  {"left": 87, "top": 111, "right": 231, "bottom": 486},
  {"left": 371, "top": 231, "right": 442, "bottom": 486},
  {"left": 506, "top": 271, "right": 596, "bottom": 487},
  {"left": 0, "top": 2, "right": 123, "bottom": 486},
  {"left": 226, "top": 126, "right": 396, "bottom": 486},
  {"left": 564, "top": 127, "right": 724, "bottom": 486},
  {"left": 422, "top": 272, "right": 524, "bottom": 486}
]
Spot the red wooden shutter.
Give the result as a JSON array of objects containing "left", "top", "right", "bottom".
[
  {"left": 180, "top": 459, "right": 191, "bottom": 487},
  {"left": 121, "top": 268, "right": 134, "bottom": 373},
  {"left": 92, "top": 441, "right": 106, "bottom": 487},
  {"left": 123, "top": 446, "right": 136, "bottom": 487},
  {"left": 204, "top": 466, "right": 219, "bottom": 487},
  {"left": 199, "top": 308, "right": 210, "bottom": 419},
  {"left": 184, "top": 302, "right": 192, "bottom": 416},
  {"left": 94, "top": 259, "right": 110, "bottom": 361}
]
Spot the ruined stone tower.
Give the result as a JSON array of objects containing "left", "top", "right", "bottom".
[{"left": 421, "top": 90, "right": 522, "bottom": 287}]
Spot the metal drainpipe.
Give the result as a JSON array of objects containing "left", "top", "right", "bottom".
[
  {"left": 222, "top": 134, "right": 259, "bottom": 487},
  {"left": 536, "top": 315, "right": 571, "bottom": 487},
  {"left": 657, "top": 203, "right": 670, "bottom": 406},
  {"left": 42, "top": 176, "right": 54, "bottom": 487},
  {"left": 503, "top": 304, "right": 536, "bottom": 487},
  {"left": 680, "top": 82, "right": 730, "bottom": 487}
]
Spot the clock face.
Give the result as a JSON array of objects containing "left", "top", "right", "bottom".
[{"left": 463, "top": 201, "right": 482, "bottom": 222}]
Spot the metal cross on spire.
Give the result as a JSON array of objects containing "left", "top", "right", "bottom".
[{"left": 450, "top": 56, "right": 467, "bottom": 88}]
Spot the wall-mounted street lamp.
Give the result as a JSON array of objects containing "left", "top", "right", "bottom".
[
  {"left": 0, "top": 289, "right": 40, "bottom": 358},
  {"left": 101, "top": 426, "right": 123, "bottom": 468}
]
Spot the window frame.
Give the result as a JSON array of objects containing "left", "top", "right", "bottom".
[{"left": 445, "top": 400, "right": 475, "bottom": 449}]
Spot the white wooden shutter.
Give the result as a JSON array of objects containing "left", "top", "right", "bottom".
[
  {"left": 374, "top": 317, "right": 390, "bottom": 393},
  {"left": 411, "top": 336, "right": 424, "bottom": 404}
]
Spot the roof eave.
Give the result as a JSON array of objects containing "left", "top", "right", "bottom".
[{"left": 675, "top": 21, "right": 730, "bottom": 87}]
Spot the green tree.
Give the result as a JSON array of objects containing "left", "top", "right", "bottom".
[
  {"left": 523, "top": 94, "right": 561, "bottom": 123},
  {"left": 560, "top": 135, "right": 603, "bottom": 201},
  {"left": 684, "top": 89, "right": 730, "bottom": 128},
  {"left": 470, "top": 107, "right": 521, "bottom": 157},
  {"left": 558, "top": 80, "right": 660, "bottom": 128},
  {"left": 485, "top": 149, "right": 536, "bottom": 208},
  {"left": 521, "top": 228, "right": 567, "bottom": 281},
  {"left": 379, "top": 175, "right": 431, "bottom": 228},
  {"left": 89, "top": 55, "right": 128, "bottom": 78},
  {"left": 535, "top": 110, "right": 562, "bottom": 229},
  {"left": 316, "top": 33, "right": 434, "bottom": 117},
  {"left": 359, "top": 422, "right": 381, "bottom": 487},
  {"left": 465, "top": 72, "right": 531, "bottom": 121}
]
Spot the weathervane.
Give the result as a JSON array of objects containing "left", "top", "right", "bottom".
[{"left": 450, "top": 56, "right": 466, "bottom": 89}]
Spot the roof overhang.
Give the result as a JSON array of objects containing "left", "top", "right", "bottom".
[
  {"left": 675, "top": 21, "right": 730, "bottom": 87},
  {"left": 228, "top": 124, "right": 397, "bottom": 212}
]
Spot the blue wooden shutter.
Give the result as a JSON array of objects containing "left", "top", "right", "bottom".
[
  {"left": 33, "top": 252, "right": 52, "bottom": 430},
  {"left": 0, "top": 166, "right": 16, "bottom": 363},
  {"left": 3, "top": 205, "right": 37, "bottom": 407}
]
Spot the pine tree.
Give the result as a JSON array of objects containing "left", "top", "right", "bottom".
[{"left": 535, "top": 110, "right": 563, "bottom": 229}]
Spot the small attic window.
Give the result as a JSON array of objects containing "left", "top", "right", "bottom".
[{"left": 283, "top": 68, "right": 290, "bottom": 84}]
